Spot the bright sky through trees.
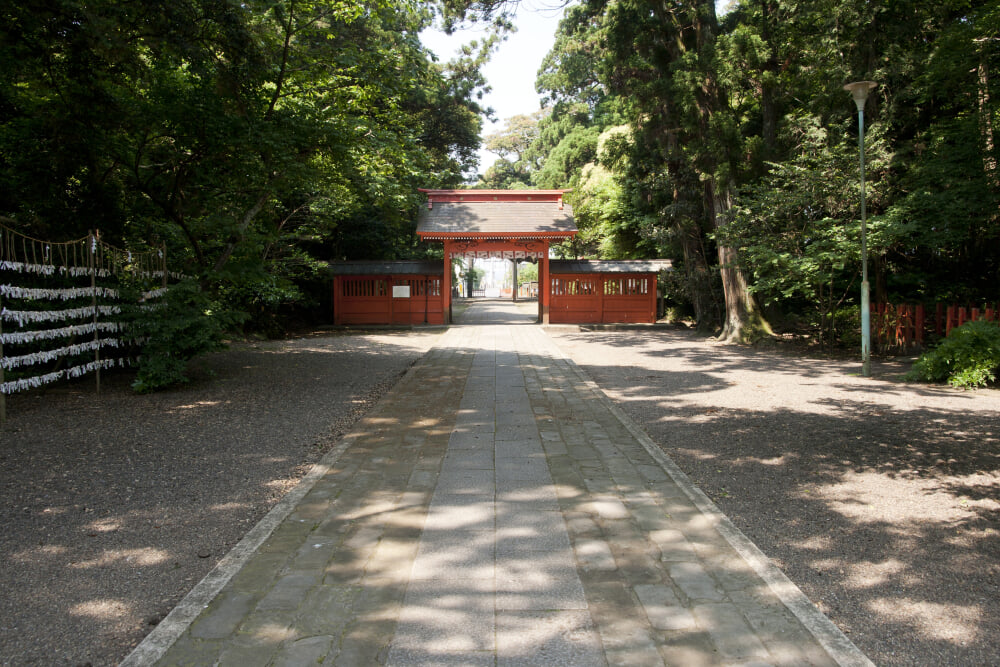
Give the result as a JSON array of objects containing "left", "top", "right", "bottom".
[
  {"left": 420, "top": 1, "right": 567, "bottom": 174},
  {"left": 420, "top": 1, "right": 734, "bottom": 175}
]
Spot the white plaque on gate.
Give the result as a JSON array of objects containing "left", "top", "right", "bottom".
[{"left": 392, "top": 285, "right": 410, "bottom": 298}]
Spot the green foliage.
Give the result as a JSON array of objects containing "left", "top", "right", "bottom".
[
  {"left": 516, "top": 261, "right": 537, "bottom": 286},
  {"left": 906, "top": 320, "right": 1000, "bottom": 389},
  {"left": 1, "top": 0, "right": 488, "bottom": 334},
  {"left": 128, "top": 280, "right": 245, "bottom": 393}
]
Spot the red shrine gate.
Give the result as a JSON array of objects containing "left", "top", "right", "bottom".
[
  {"left": 331, "top": 189, "right": 672, "bottom": 325},
  {"left": 416, "top": 189, "right": 575, "bottom": 324}
]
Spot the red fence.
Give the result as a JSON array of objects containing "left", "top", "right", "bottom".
[
  {"left": 549, "top": 274, "right": 657, "bottom": 324},
  {"left": 873, "top": 303, "right": 1000, "bottom": 350},
  {"left": 333, "top": 275, "right": 444, "bottom": 325}
]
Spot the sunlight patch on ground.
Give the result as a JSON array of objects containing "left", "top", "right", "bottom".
[
  {"left": 70, "top": 598, "right": 132, "bottom": 620},
  {"left": 794, "top": 535, "right": 834, "bottom": 552},
  {"left": 867, "top": 597, "right": 981, "bottom": 643},
  {"left": 70, "top": 547, "right": 170, "bottom": 569},
  {"left": 174, "top": 400, "right": 224, "bottom": 410},
  {"left": 842, "top": 558, "right": 909, "bottom": 590},
  {"left": 85, "top": 518, "right": 122, "bottom": 533},
  {"left": 814, "top": 471, "right": 997, "bottom": 525}
]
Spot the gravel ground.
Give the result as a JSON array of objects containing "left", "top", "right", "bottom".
[
  {"left": 548, "top": 325, "right": 1000, "bottom": 667},
  {"left": 0, "top": 329, "right": 440, "bottom": 667}
]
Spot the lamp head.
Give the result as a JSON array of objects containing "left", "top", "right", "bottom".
[{"left": 844, "top": 81, "right": 877, "bottom": 112}]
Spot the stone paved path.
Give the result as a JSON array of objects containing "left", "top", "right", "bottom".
[{"left": 122, "top": 301, "right": 872, "bottom": 666}]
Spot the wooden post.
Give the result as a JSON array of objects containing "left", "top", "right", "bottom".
[
  {"left": 442, "top": 241, "right": 452, "bottom": 324},
  {"left": 915, "top": 304, "right": 925, "bottom": 346},
  {"left": 90, "top": 231, "right": 101, "bottom": 395},
  {"left": 1, "top": 291, "right": 6, "bottom": 423},
  {"left": 161, "top": 242, "right": 168, "bottom": 289},
  {"left": 539, "top": 242, "right": 550, "bottom": 325},
  {"left": 511, "top": 259, "right": 518, "bottom": 303}
]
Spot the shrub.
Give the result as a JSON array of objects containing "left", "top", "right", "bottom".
[
  {"left": 128, "top": 279, "right": 244, "bottom": 393},
  {"left": 906, "top": 319, "right": 1000, "bottom": 389}
]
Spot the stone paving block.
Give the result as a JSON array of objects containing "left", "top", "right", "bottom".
[
  {"left": 496, "top": 424, "right": 542, "bottom": 440},
  {"left": 232, "top": 608, "right": 297, "bottom": 647},
  {"left": 385, "top": 648, "right": 496, "bottom": 666},
  {"left": 424, "top": 497, "right": 495, "bottom": 531},
  {"left": 727, "top": 589, "right": 839, "bottom": 667},
  {"left": 657, "top": 629, "right": 727, "bottom": 667},
  {"left": 562, "top": 511, "right": 601, "bottom": 538},
  {"left": 153, "top": 636, "right": 225, "bottom": 666},
  {"left": 703, "top": 553, "right": 763, "bottom": 592},
  {"left": 410, "top": 530, "right": 495, "bottom": 580},
  {"left": 609, "top": 546, "right": 663, "bottom": 585},
  {"left": 271, "top": 635, "right": 334, "bottom": 667},
  {"left": 630, "top": 503, "right": 675, "bottom": 532},
  {"left": 496, "top": 610, "right": 604, "bottom": 666},
  {"left": 495, "top": 510, "right": 571, "bottom": 553},
  {"left": 650, "top": 528, "right": 698, "bottom": 562},
  {"left": 496, "top": 546, "right": 586, "bottom": 609},
  {"left": 573, "top": 537, "right": 617, "bottom": 570},
  {"left": 634, "top": 584, "right": 697, "bottom": 631},
  {"left": 228, "top": 552, "right": 288, "bottom": 593},
  {"left": 258, "top": 520, "right": 313, "bottom": 554},
  {"left": 433, "top": 469, "right": 495, "bottom": 495},
  {"left": 293, "top": 584, "right": 360, "bottom": 636},
  {"left": 256, "top": 573, "right": 320, "bottom": 611},
  {"left": 448, "top": 431, "right": 493, "bottom": 449},
  {"left": 407, "top": 469, "right": 438, "bottom": 490},
  {"left": 496, "top": 459, "right": 553, "bottom": 482},
  {"left": 541, "top": 438, "right": 568, "bottom": 456},
  {"left": 692, "top": 602, "right": 770, "bottom": 661},
  {"left": 494, "top": 439, "right": 544, "bottom": 457},
  {"left": 669, "top": 561, "right": 724, "bottom": 602},
  {"left": 190, "top": 591, "right": 258, "bottom": 640},
  {"left": 585, "top": 582, "right": 662, "bottom": 666},
  {"left": 364, "top": 537, "right": 421, "bottom": 582},
  {"left": 216, "top": 642, "right": 278, "bottom": 667},
  {"left": 441, "top": 449, "right": 495, "bottom": 471},
  {"left": 582, "top": 475, "right": 616, "bottom": 494},
  {"left": 636, "top": 464, "right": 671, "bottom": 483},
  {"left": 391, "top": 579, "right": 495, "bottom": 653},
  {"left": 583, "top": 495, "right": 631, "bottom": 520},
  {"left": 287, "top": 535, "right": 339, "bottom": 572}
]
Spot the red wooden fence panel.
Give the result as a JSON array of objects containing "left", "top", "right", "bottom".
[
  {"left": 333, "top": 275, "right": 444, "bottom": 325},
  {"left": 549, "top": 274, "right": 656, "bottom": 324},
  {"left": 873, "top": 302, "right": 999, "bottom": 349}
]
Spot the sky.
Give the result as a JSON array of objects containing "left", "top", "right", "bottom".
[
  {"left": 420, "top": 1, "right": 734, "bottom": 176},
  {"left": 420, "top": 1, "right": 568, "bottom": 175}
]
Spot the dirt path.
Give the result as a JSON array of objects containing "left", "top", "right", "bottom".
[{"left": 548, "top": 326, "right": 1000, "bottom": 667}]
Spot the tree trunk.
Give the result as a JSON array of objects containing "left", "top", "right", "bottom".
[
  {"left": 710, "top": 180, "right": 773, "bottom": 343},
  {"left": 977, "top": 43, "right": 998, "bottom": 190}
]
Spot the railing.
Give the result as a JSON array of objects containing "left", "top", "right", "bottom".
[{"left": 873, "top": 302, "right": 1000, "bottom": 351}]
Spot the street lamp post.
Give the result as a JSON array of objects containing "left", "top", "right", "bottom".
[{"left": 844, "top": 80, "right": 877, "bottom": 378}]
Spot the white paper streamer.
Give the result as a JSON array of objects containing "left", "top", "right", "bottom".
[
  {"left": 1, "top": 357, "right": 123, "bottom": 394},
  {"left": 141, "top": 287, "right": 169, "bottom": 301},
  {"left": 1, "top": 337, "right": 123, "bottom": 370},
  {"left": 1, "top": 305, "right": 121, "bottom": 326},
  {"left": 0, "top": 284, "right": 119, "bottom": 301},
  {"left": 0, "top": 260, "right": 110, "bottom": 278},
  {"left": 0, "top": 321, "right": 121, "bottom": 345}
]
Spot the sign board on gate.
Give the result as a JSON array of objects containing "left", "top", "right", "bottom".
[{"left": 392, "top": 285, "right": 411, "bottom": 298}]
